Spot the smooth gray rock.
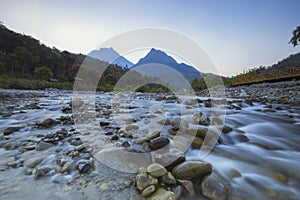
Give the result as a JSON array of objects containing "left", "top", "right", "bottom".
[{"left": 172, "top": 160, "right": 212, "bottom": 179}]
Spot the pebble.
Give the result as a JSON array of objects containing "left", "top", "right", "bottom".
[
  {"left": 211, "top": 117, "right": 223, "bottom": 125},
  {"left": 100, "top": 182, "right": 108, "bottom": 190},
  {"left": 37, "top": 118, "right": 55, "bottom": 127},
  {"left": 157, "top": 118, "right": 171, "bottom": 125},
  {"left": 136, "top": 173, "right": 158, "bottom": 191},
  {"left": 187, "top": 127, "right": 208, "bottom": 138},
  {"left": 232, "top": 134, "right": 250, "bottom": 143},
  {"left": 24, "top": 157, "right": 43, "bottom": 168},
  {"left": 173, "top": 186, "right": 184, "bottom": 199},
  {"left": 177, "top": 179, "right": 195, "bottom": 196},
  {"left": 138, "top": 167, "right": 147, "bottom": 174},
  {"left": 100, "top": 121, "right": 110, "bottom": 126},
  {"left": 124, "top": 180, "right": 132, "bottom": 187},
  {"left": 34, "top": 167, "right": 52, "bottom": 179},
  {"left": 147, "top": 163, "right": 168, "bottom": 177},
  {"left": 75, "top": 144, "right": 86, "bottom": 151},
  {"left": 3, "top": 126, "right": 22, "bottom": 135},
  {"left": 200, "top": 173, "right": 229, "bottom": 200},
  {"left": 72, "top": 151, "right": 80, "bottom": 157},
  {"left": 61, "top": 161, "right": 73, "bottom": 173},
  {"left": 135, "top": 137, "right": 150, "bottom": 144},
  {"left": 193, "top": 112, "right": 209, "bottom": 125},
  {"left": 229, "top": 169, "right": 242, "bottom": 178},
  {"left": 172, "top": 160, "right": 212, "bottom": 179},
  {"left": 149, "top": 137, "right": 170, "bottom": 150},
  {"left": 245, "top": 99, "right": 253, "bottom": 106},
  {"left": 76, "top": 159, "right": 92, "bottom": 173},
  {"left": 24, "top": 145, "right": 36, "bottom": 151},
  {"left": 222, "top": 125, "right": 233, "bottom": 133},
  {"left": 191, "top": 137, "right": 204, "bottom": 149},
  {"left": 121, "top": 141, "right": 130, "bottom": 147},
  {"left": 148, "top": 188, "right": 176, "bottom": 200},
  {"left": 125, "top": 124, "right": 139, "bottom": 131},
  {"left": 36, "top": 141, "right": 54, "bottom": 151},
  {"left": 147, "top": 131, "right": 161, "bottom": 140},
  {"left": 171, "top": 117, "right": 189, "bottom": 131},
  {"left": 270, "top": 172, "right": 289, "bottom": 184},
  {"left": 111, "top": 135, "right": 119, "bottom": 140},
  {"left": 7, "top": 161, "right": 18, "bottom": 168},
  {"left": 141, "top": 185, "right": 156, "bottom": 197},
  {"left": 154, "top": 152, "right": 185, "bottom": 170},
  {"left": 71, "top": 98, "right": 84, "bottom": 107},
  {"left": 4, "top": 142, "right": 15, "bottom": 150},
  {"left": 161, "top": 172, "right": 177, "bottom": 185}
]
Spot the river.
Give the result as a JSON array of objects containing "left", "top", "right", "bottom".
[{"left": 0, "top": 89, "right": 299, "bottom": 199}]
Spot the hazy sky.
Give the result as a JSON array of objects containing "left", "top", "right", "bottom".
[{"left": 1, "top": 0, "right": 299, "bottom": 76}]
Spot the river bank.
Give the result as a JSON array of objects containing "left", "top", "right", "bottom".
[{"left": 198, "top": 79, "right": 300, "bottom": 105}]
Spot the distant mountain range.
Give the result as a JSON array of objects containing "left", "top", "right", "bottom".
[
  {"left": 88, "top": 47, "right": 203, "bottom": 83},
  {"left": 88, "top": 47, "right": 133, "bottom": 68}
]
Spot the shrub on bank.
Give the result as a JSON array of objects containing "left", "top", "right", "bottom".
[{"left": 0, "top": 77, "right": 73, "bottom": 90}]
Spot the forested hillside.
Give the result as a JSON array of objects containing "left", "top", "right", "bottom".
[
  {"left": 268, "top": 53, "right": 300, "bottom": 71},
  {"left": 0, "top": 23, "right": 172, "bottom": 92}
]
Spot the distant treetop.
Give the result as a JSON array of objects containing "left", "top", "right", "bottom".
[{"left": 290, "top": 26, "right": 300, "bottom": 47}]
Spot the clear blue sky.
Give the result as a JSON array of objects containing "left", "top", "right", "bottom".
[{"left": 1, "top": 0, "right": 299, "bottom": 76}]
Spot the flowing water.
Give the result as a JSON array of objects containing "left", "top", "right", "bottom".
[{"left": 0, "top": 89, "right": 299, "bottom": 199}]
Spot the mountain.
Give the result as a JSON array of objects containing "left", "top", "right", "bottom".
[
  {"left": 88, "top": 47, "right": 133, "bottom": 68},
  {"left": 130, "top": 48, "right": 202, "bottom": 83}
]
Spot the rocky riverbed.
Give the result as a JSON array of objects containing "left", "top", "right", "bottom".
[
  {"left": 198, "top": 79, "right": 300, "bottom": 105},
  {"left": 0, "top": 81, "right": 299, "bottom": 200}
]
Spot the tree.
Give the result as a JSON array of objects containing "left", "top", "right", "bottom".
[
  {"left": 7, "top": 53, "right": 19, "bottom": 78},
  {"left": 13, "top": 46, "right": 32, "bottom": 77},
  {"left": 290, "top": 26, "right": 300, "bottom": 47},
  {"left": 191, "top": 78, "right": 207, "bottom": 91},
  {"left": 34, "top": 66, "right": 53, "bottom": 80}
]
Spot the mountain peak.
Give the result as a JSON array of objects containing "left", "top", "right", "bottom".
[
  {"left": 135, "top": 48, "right": 177, "bottom": 65},
  {"left": 148, "top": 48, "right": 169, "bottom": 56},
  {"left": 131, "top": 48, "right": 202, "bottom": 82},
  {"left": 88, "top": 47, "right": 133, "bottom": 68}
]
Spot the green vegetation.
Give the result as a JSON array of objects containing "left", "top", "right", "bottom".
[
  {"left": 0, "top": 76, "right": 73, "bottom": 90},
  {"left": 233, "top": 53, "right": 300, "bottom": 85},
  {"left": 191, "top": 75, "right": 232, "bottom": 92},
  {"left": 0, "top": 22, "right": 86, "bottom": 82},
  {"left": 34, "top": 66, "right": 53, "bottom": 80},
  {"left": 135, "top": 84, "right": 171, "bottom": 93},
  {"left": 191, "top": 78, "right": 207, "bottom": 91},
  {"left": 290, "top": 26, "right": 300, "bottom": 47},
  {"left": 269, "top": 53, "right": 300, "bottom": 71}
]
